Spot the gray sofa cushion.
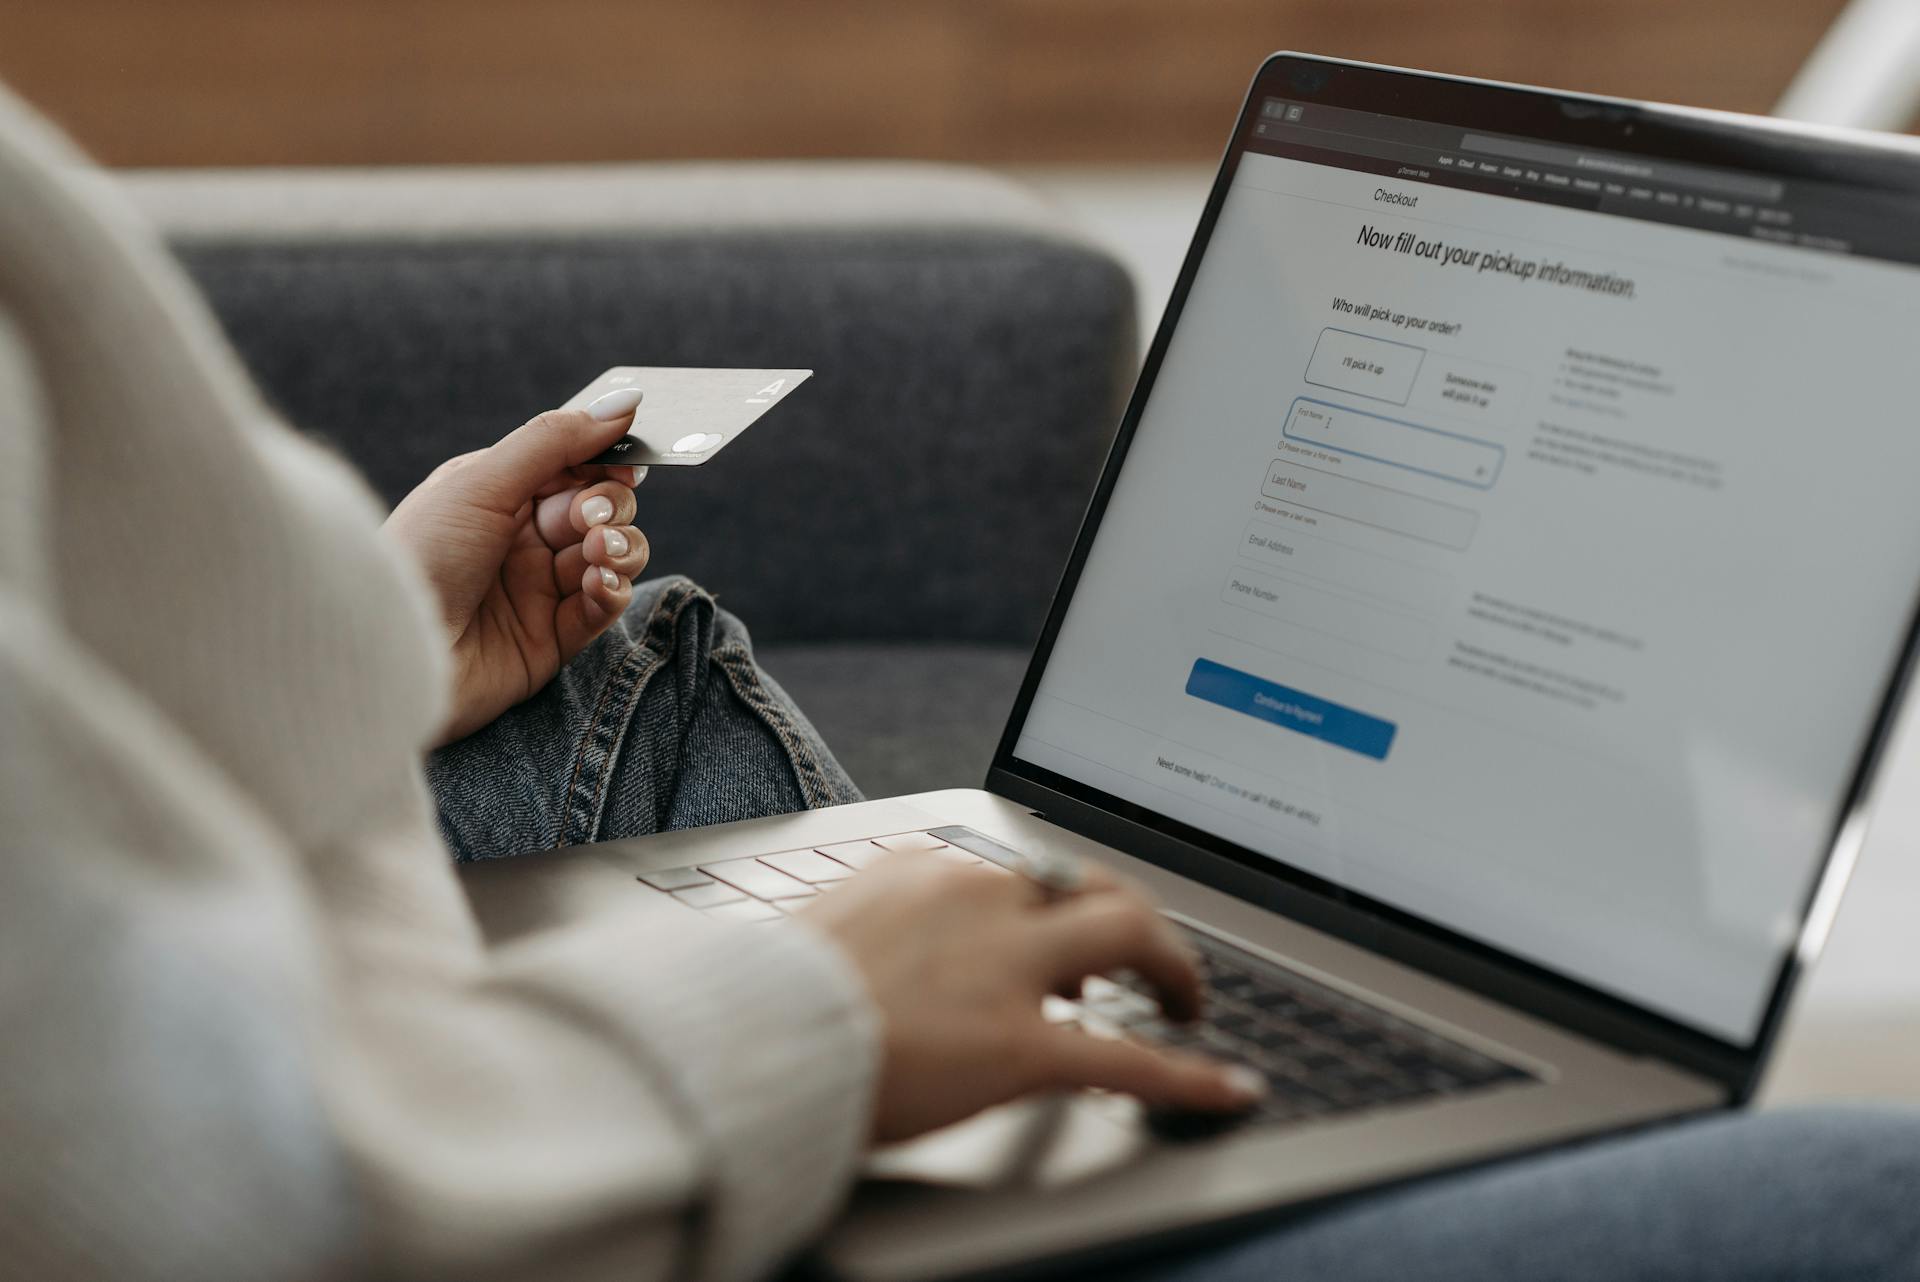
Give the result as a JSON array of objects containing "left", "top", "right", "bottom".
[
  {"left": 757, "top": 644, "right": 1031, "bottom": 799},
  {"left": 127, "top": 165, "right": 1136, "bottom": 647},
  {"left": 121, "top": 162, "right": 1077, "bottom": 241}
]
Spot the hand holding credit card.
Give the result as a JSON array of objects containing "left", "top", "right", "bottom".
[{"left": 564, "top": 367, "right": 813, "bottom": 466}]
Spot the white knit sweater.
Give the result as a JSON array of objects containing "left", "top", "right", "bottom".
[{"left": 0, "top": 85, "right": 876, "bottom": 1282}]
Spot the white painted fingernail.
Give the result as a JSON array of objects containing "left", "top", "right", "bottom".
[
  {"left": 581, "top": 496, "right": 615, "bottom": 526},
  {"left": 1223, "top": 1066, "right": 1267, "bottom": 1101},
  {"left": 630, "top": 465, "right": 648, "bottom": 486},
  {"left": 586, "top": 387, "right": 645, "bottom": 421},
  {"left": 603, "top": 529, "right": 629, "bottom": 557},
  {"left": 599, "top": 567, "right": 620, "bottom": 589}
]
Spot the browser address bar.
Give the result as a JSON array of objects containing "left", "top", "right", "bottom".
[{"left": 1457, "top": 133, "right": 1784, "bottom": 202}]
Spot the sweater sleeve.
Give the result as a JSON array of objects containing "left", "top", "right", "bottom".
[
  {"left": 0, "top": 601, "right": 880, "bottom": 1282},
  {"left": 0, "top": 600, "right": 358, "bottom": 1282},
  {"left": 506, "top": 909, "right": 879, "bottom": 1282},
  {"left": 321, "top": 846, "right": 882, "bottom": 1282}
]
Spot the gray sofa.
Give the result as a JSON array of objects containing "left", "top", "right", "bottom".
[{"left": 123, "top": 163, "right": 1138, "bottom": 799}]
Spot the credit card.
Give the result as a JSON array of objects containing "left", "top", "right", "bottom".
[{"left": 563, "top": 366, "right": 813, "bottom": 466}]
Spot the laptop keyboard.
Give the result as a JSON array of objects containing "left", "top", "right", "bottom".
[
  {"left": 1080, "top": 931, "right": 1533, "bottom": 1136},
  {"left": 636, "top": 825, "right": 1532, "bottom": 1131},
  {"left": 635, "top": 828, "right": 996, "bottom": 923}
]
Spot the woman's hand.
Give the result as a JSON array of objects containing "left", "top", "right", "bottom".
[
  {"left": 801, "top": 855, "right": 1265, "bottom": 1143},
  {"left": 385, "top": 391, "right": 654, "bottom": 746}
]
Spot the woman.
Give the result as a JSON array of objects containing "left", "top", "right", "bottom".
[{"left": 3, "top": 83, "right": 1916, "bottom": 1282}]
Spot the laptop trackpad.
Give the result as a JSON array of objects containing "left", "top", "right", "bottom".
[{"left": 864, "top": 1095, "right": 1152, "bottom": 1189}]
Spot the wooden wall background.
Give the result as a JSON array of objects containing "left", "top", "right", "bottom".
[{"left": 0, "top": 0, "right": 1852, "bottom": 167}]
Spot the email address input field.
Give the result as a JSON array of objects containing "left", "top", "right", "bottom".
[
  {"left": 1240, "top": 520, "right": 1454, "bottom": 617},
  {"left": 1283, "top": 397, "right": 1504, "bottom": 487}
]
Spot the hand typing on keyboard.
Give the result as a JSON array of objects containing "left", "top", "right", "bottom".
[{"left": 798, "top": 853, "right": 1267, "bottom": 1143}]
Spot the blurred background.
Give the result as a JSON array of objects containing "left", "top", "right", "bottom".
[
  {"left": 0, "top": 0, "right": 1864, "bottom": 166},
  {"left": 1, "top": 0, "right": 1903, "bottom": 333},
  {"left": 4, "top": 0, "right": 1918, "bottom": 1103}
]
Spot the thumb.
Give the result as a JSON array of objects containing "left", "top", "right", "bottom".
[{"left": 461, "top": 396, "right": 639, "bottom": 513}]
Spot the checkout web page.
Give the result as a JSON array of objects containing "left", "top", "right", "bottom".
[{"left": 1014, "top": 142, "right": 1920, "bottom": 1044}]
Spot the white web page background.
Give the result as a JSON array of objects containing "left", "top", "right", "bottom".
[{"left": 1015, "top": 150, "right": 1920, "bottom": 1044}]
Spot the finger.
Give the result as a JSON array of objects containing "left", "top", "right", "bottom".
[
  {"left": 553, "top": 543, "right": 588, "bottom": 596},
  {"left": 535, "top": 487, "right": 583, "bottom": 550},
  {"left": 1013, "top": 859, "right": 1123, "bottom": 906},
  {"left": 1038, "top": 896, "right": 1203, "bottom": 1021},
  {"left": 1034, "top": 1026, "right": 1265, "bottom": 1113},
  {"left": 555, "top": 563, "right": 631, "bottom": 664},
  {"left": 572, "top": 480, "right": 638, "bottom": 537},
  {"left": 533, "top": 473, "right": 586, "bottom": 500},
  {"left": 463, "top": 405, "right": 638, "bottom": 515},
  {"left": 585, "top": 525, "right": 651, "bottom": 579}
]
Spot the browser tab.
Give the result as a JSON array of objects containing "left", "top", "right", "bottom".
[{"left": 1236, "top": 94, "right": 1904, "bottom": 262}]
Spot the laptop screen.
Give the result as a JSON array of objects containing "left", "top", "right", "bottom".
[{"left": 1006, "top": 61, "right": 1920, "bottom": 1046}]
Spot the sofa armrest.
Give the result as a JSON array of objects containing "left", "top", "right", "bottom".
[{"left": 121, "top": 163, "right": 1137, "bottom": 646}]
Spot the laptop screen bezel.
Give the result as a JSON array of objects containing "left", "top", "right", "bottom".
[{"left": 987, "top": 52, "right": 1920, "bottom": 1096}]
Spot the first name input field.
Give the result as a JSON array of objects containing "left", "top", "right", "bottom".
[{"left": 1283, "top": 397, "right": 1504, "bottom": 488}]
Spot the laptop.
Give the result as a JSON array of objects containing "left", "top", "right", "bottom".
[{"left": 463, "top": 53, "right": 1920, "bottom": 1280}]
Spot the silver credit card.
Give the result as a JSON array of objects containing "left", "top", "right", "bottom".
[{"left": 563, "top": 366, "right": 813, "bottom": 466}]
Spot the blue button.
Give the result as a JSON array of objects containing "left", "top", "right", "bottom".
[{"left": 1185, "top": 659, "right": 1396, "bottom": 761}]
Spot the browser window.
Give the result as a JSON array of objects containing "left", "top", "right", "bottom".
[{"left": 1012, "top": 106, "right": 1920, "bottom": 1044}]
